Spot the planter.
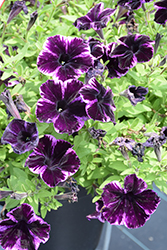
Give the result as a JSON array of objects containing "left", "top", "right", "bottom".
[{"left": 39, "top": 187, "right": 103, "bottom": 250}]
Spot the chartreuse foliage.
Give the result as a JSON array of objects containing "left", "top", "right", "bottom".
[{"left": 0, "top": 0, "right": 167, "bottom": 222}]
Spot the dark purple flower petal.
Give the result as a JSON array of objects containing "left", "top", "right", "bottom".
[
  {"left": 25, "top": 135, "right": 80, "bottom": 187},
  {"left": 1, "top": 119, "right": 39, "bottom": 154},
  {"left": 101, "top": 174, "right": 160, "bottom": 228},
  {"left": 37, "top": 35, "right": 93, "bottom": 81},
  {"left": 36, "top": 79, "right": 87, "bottom": 135},
  {"left": 117, "top": 0, "right": 152, "bottom": 10},
  {"left": 102, "top": 43, "right": 129, "bottom": 78},
  {"left": 80, "top": 78, "right": 116, "bottom": 123},
  {"left": 88, "top": 37, "right": 105, "bottom": 59},
  {"left": 87, "top": 199, "right": 106, "bottom": 223},
  {"left": 0, "top": 203, "right": 50, "bottom": 250}
]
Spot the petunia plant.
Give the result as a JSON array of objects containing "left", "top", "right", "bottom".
[{"left": 0, "top": 0, "right": 167, "bottom": 249}]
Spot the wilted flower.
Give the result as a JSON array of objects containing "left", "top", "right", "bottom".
[
  {"left": 143, "top": 128, "right": 167, "bottom": 161},
  {"left": 88, "top": 127, "right": 107, "bottom": 139},
  {"left": 85, "top": 60, "right": 104, "bottom": 83},
  {"left": 0, "top": 203, "right": 50, "bottom": 250},
  {"left": 117, "top": 0, "right": 152, "bottom": 10},
  {"left": 1, "top": 119, "right": 39, "bottom": 154},
  {"left": 154, "top": 33, "right": 163, "bottom": 54},
  {"left": 0, "top": 89, "right": 21, "bottom": 119},
  {"left": 37, "top": 35, "right": 93, "bottom": 81},
  {"left": 7, "top": 1, "right": 28, "bottom": 24},
  {"left": 80, "top": 77, "right": 116, "bottom": 123},
  {"left": 154, "top": 0, "right": 167, "bottom": 24},
  {"left": 27, "top": 10, "right": 38, "bottom": 31},
  {"left": 101, "top": 174, "right": 160, "bottom": 228},
  {"left": 73, "top": 2, "right": 116, "bottom": 39},
  {"left": 36, "top": 79, "right": 87, "bottom": 135},
  {"left": 119, "top": 85, "right": 148, "bottom": 106},
  {"left": 131, "top": 142, "right": 145, "bottom": 162},
  {"left": 25, "top": 134, "right": 80, "bottom": 187},
  {"left": 110, "top": 34, "right": 154, "bottom": 69},
  {"left": 110, "top": 136, "right": 135, "bottom": 160}
]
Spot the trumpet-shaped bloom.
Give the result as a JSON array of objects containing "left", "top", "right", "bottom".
[
  {"left": 1, "top": 119, "right": 39, "bottom": 154},
  {"left": 37, "top": 35, "right": 93, "bottom": 81},
  {"left": 110, "top": 34, "right": 154, "bottom": 69},
  {"left": 154, "top": 0, "right": 167, "bottom": 24},
  {"left": 102, "top": 43, "right": 129, "bottom": 78},
  {"left": 101, "top": 174, "right": 160, "bottom": 228},
  {"left": 120, "top": 85, "right": 148, "bottom": 106},
  {"left": 25, "top": 134, "right": 80, "bottom": 187},
  {"left": 36, "top": 79, "right": 87, "bottom": 135},
  {"left": 0, "top": 203, "right": 50, "bottom": 250},
  {"left": 80, "top": 77, "right": 116, "bottom": 123},
  {"left": 73, "top": 2, "right": 116, "bottom": 32}
]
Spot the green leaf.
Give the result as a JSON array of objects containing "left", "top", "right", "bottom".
[
  {"left": 99, "top": 175, "right": 121, "bottom": 189},
  {"left": 120, "top": 168, "right": 135, "bottom": 175}
]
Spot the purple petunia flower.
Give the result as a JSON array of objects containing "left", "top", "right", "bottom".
[
  {"left": 1, "top": 119, "right": 39, "bottom": 154},
  {"left": 101, "top": 174, "right": 160, "bottom": 228},
  {"left": 80, "top": 77, "right": 116, "bottom": 123},
  {"left": 102, "top": 42, "right": 129, "bottom": 78},
  {"left": 73, "top": 2, "right": 116, "bottom": 39},
  {"left": 36, "top": 79, "right": 87, "bottom": 135},
  {"left": 117, "top": 0, "right": 152, "bottom": 10},
  {"left": 0, "top": 203, "right": 50, "bottom": 250},
  {"left": 110, "top": 34, "right": 154, "bottom": 69},
  {"left": 25, "top": 134, "right": 80, "bottom": 187},
  {"left": 154, "top": 0, "right": 167, "bottom": 24},
  {"left": 37, "top": 35, "right": 93, "bottom": 81},
  {"left": 120, "top": 85, "right": 148, "bottom": 106}
]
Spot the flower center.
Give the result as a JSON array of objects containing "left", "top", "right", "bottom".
[
  {"left": 18, "top": 131, "right": 31, "bottom": 143},
  {"left": 57, "top": 100, "right": 67, "bottom": 112},
  {"left": 59, "top": 53, "right": 70, "bottom": 66}
]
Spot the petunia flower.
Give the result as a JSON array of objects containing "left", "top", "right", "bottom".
[
  {"left": 117, "top": 0, "right": 152, "bottom": 10},
  {"left": 25, "top": 134, "right": 80, "bottom": 187},
  {"left": 73, "top": 2, "right": 116, "bottom": 39},
  {"left": 119, "top": 85, "right": 148, "bottom": 106},
  {"left": 0, "top": 203, "right": 50, "bottom": 250},
  {"left": 102, "top": 42, "right": 129, "bottom": 78},
  {"left": 1, "top": 119, "right": 39, "bottom": 154},
  {"left": 154, "top": 0, "right": 167, "bottom": 24},
  {"left": 110, "top": 34, "right": 154, "bottom": 69},
  {"left": 80, "top": 77, "right": 116, "bottom": 123},
  {"left": 37, "top": 35, "right": 93, "bottom": 81},
  {"left": 36, "top": 79, "right": 87, "bottom": 135},
  {"left": 101, "top": 174, "right": 160, "bottom": 228}
]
